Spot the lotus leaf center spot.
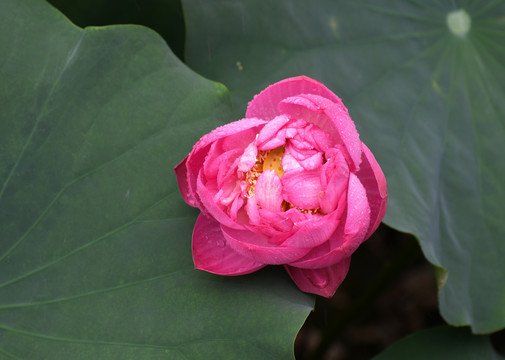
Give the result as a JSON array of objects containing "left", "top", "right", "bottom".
[{"left": 446, "top": 9, "right": 471, "bottom": 37}]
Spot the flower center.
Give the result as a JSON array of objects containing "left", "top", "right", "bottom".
[
  {"left": 244, "top": 146, "right": 320, "bottom": 214},
  {"left": 245, "top": 146, "right": 285, "bottom": 198},
  {"left": 262, "top": 146, "right": 285, "bottom": 178}
]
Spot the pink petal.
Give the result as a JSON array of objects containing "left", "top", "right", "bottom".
[
  {"left": 192, "top": 214, "right": 265, "bottom": 275},
  {"left": 258, "top": 208, "right": 294, "bottom": 233},
  {"left": 203, "top": 142, "right": 220, "bottom": 179},
  {"left": 356, "top": 143, "right": 388, "bottom": 239},
  {"left": 344, "top": 173, "right": 371, "bottom": 239},
  {"left": 288, "top": 173, "right": 371, "bottom": 269},
  {"left": 305, "top": 124, "right": 333, "bottom": 152},
  {"left": 245, "top": 196, "right": 261, "bottom": 225},
  {"left": 278, "top": 94, "right": 362, "bottom": 172},
  {"left": 174, "top": 157, "right": 198, "bottom": 207},
  {"left": 256, "top": 170, "right": 283, "bottom": 212},
  {"left": 196, "top": 171, "right": 243, "bottom": 230},
  {"left": 216, "top": 148, "right": 243, "bottom": 188},
  {"left": 256, "top": 114, "right": 290, "bottom": 150},
  {"left": 214, "top": 179, "right": 241, "bottom": 207},
  {"left": 282, "top": 169, "right": 323, "bottom": 210},
  {"left": 281, "top": 210, "right": 341, "bottom": 248},
  {"left": 237, "top": 141, "right": 258, "bottom": 173},
  {"left": 192, "top": 118, "right": 266, "bottom": 155},
  {"left": 281, "top": 151, "right": 302, "bottom": 172},
  {"left": 284, "top": 257, "right": 351, "bottom": 297},
  {"left": 285, "top": 142, "right": 323, "bottom": 171},
  {"left": 229, "top": 194, "right": 245, "bottom": 222},
  {"left": 246, "top": 76, "right": 342, "bottom": 120},
  {"left": 247, "top": 208, "right": 294, "bottom": 245},
  {"left": 319, "top": 177, "right": 347, "bottom": 214},
  {"left": 319, "top": 149, "right": 349, "bottom": 214},
  {"left": 183, "top": 118, "right": 267, "bottom": 211},
  {"left": 221, "top": 225, "right": 311, "bottom": 265}
]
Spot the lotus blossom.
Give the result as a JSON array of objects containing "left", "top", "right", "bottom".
[{"left": 175, "top": 76, "right": 387, "bottom": 297}]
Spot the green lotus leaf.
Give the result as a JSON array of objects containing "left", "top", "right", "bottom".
[
  {"left": 0, "top": 0, "right": 313, "bottom": 358},
  {"left": 373, "top": 326, "right": 504, "bottom": 360}
]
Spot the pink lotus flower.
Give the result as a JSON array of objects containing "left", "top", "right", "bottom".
[{"left": 175, "top": 76, "right": 387, "bottom": 297}]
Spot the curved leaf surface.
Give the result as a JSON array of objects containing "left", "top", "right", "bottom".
[
  {"left": 184, "top": 0, "right": 505, "bottom": 333},
  {"left": 373, "top": 326, "right": 504, "bottom": 360},
  {"left": 0, "top": 0, "right": 313, "bottom": 358}
]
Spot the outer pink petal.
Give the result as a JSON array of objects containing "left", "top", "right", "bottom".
[
  {"left": 282, "top": 169, "right": 323, "bottom": 210},
  {"left": 319, "top": 149, "right": 349, "bottom": 214},
  {"left": 255, "top": 170, "right": 283, "bottom": 212},
  {"left": 246, "top": 76, "right": 342, "bottom": 120},
  {"left": 174, "top": 157, "right": 198, "bottom": 207},
  {"left": 278, "top": 94, "right": 361, "bottom": 171},
  {"left": 190, "top": 118, "right": 266, "bottom": 157},
  {"left": 284, "top": 257, "right": 351, "bottom": 297},
  {"left": 288, "top": 173, "right": 371, "bottom": 269},
  {"left": 221, "top": 225, "right": 311, "bottom": 265},
  {"left": 356, "top": 143, "right": 388, "bottom": 239},
  {"left": 192, "top": 214, "right": 265, "bottom": 275}
]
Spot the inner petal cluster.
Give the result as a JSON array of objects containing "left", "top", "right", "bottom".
[
  {"left": 233, "top": 117, "right": 350, "bottom": 221},
  {"left": 245, "top": 146, "right": 285, "bottom": 198}
]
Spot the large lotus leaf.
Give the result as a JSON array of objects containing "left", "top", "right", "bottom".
[
  {"left": 0, "top": 0, "right": 314, "bottom": 359},
  {"left": 184, "top": 0, "right": 505, "bottom": 333},
  {"left": 373, "top": 326, "right": 504, "bottom": 360}
]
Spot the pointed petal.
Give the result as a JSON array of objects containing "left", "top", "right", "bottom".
[
  {"left": 246, "top": 76, "right": 341, "bottom": 120},
  {"left": 174, "top": 156, "right": 198, "bottom": 207},
  {"left": 193, "top": 214, "right": 265, "bottom": 275},
  {"left": 256, "top": 170, "right": 283, "bottom": 211},
  {"left": 285, "top": 258, "right": 351, "bottom": 297},
  {"left": 221, "top": 225, "right": 310, "bottom": 265},
  {"left": 356, "top": 143, "right": 388, "bottom": 239}
]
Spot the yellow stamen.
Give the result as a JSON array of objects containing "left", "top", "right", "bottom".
[
  {"left": 262, "top": 146, "right": 285, "bottom": 178},
  {"left": 243, "top": 145, "right": 320, "bottom": 214}
]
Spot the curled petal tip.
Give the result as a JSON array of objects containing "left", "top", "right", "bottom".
[{"left": 285, "top": 258, "right": 351, "bottom": 297}]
